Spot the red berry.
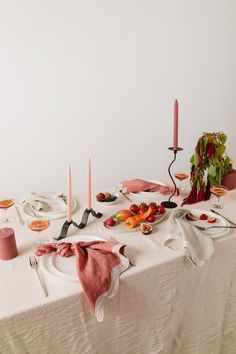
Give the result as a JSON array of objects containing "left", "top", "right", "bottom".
[{"left": 199, "top": 213, "right": 208, "bottom": 220}]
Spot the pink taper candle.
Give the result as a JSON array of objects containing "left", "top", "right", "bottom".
[
  {"left": 67, "top": 165, "right": 72, "bottom": 222},
  {"left": 88, "top": 158, "right": 92, "bottom": 209},
  {"left": 173, "top": 99, "right": 178, "bottom": 151}
]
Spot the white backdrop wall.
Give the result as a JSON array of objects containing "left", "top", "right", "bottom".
[{"left": 0, "top": 0, "right": 236, "bottom": 198}]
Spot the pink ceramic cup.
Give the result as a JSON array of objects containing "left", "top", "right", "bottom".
[{"left": 0, "top": 228, "right": 18, "bottom": 260}]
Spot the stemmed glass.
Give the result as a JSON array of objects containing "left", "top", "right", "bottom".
[
  {"left": 174, "top": 173, "right": 190, "bottom": 195},
  {"left": 27, "top": 217, "right": 50, "bottom": 245},
  {"left": 0, "top": 199, "right": 15, "bottom": 223},
  {"left": 210, "top": 185, "right": 228, "bottom": 209}
]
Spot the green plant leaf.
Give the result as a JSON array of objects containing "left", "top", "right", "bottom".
[
  {"left": 207, "top": 166, "right": 216, "bottom": 177},
  {"left": 219, "top": 133, "right": 227, "bottom": 144}
]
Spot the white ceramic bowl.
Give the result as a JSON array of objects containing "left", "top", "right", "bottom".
[{"left": 95, "top": 192, "right": 120, "bottom": 206}]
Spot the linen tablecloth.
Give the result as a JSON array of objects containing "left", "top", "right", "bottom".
[{"left": 1, "top": 190, "right": 236, "bottom": 354}]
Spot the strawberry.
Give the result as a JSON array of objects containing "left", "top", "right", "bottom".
[{"left": 199, "top": 213, "right": 208, "bottom": 220}]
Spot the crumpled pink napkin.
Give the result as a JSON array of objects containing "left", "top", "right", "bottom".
[
  {"left": 121, "top": 179, "right": 178, "bottom": 195},
  {"left": 35, "top": 241, "right": 130, "bottom": 321}
]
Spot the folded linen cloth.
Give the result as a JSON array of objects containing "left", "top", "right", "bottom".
[
  {"left": 164, "top": 209, "right": 215, "bottom": 266},
  {"left": 120, "top": 179, "right": 178, "bottom": 195},
  {"left": 35, "top": 241, "right": 130, "bottom": 321},
  {"left": 21, "top": 192, "right": 67, "bottom": 215}
]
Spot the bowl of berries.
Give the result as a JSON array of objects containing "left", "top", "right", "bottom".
[{"left": 95, "top": 191, "right": 120, "bottom": 205}]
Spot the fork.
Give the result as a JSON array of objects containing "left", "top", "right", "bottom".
[
  {"left": 193, "top": 224, "right": 236, "bottom": 231},
  {"left": 210, "top": 209, "right": 236, "bottom": 226},
  {"left": 29, "top": 256, "right": 48, "bottom": 297}
]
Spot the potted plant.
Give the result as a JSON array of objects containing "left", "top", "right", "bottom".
[{"left": 182, "top": 132, "right": 232, "bottom": 205}]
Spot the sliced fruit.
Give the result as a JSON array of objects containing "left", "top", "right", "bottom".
[
  {"left": 207, "top": 217, "right": 217, "bottom": 223},
  {"left": 147, "top": 215, "right": 156, "bottom": 223},
  {"left": 199, "top": 213, "right": 208, "bottom": 220},
  {"left": 115, "top": 210, "right": 133, "bottom": 221},
  {"left": 185, "top": 212, "right": 198, "bottom": 221},
  {"left": 140, "top": 223, "right": 153, "bottom": 235},
  {"left": 0, "top": 199, "right": 15, "bottom": 209}
]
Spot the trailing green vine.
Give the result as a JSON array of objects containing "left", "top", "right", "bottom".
[{"left": 182, "top": 132, "right": 232, "bottom": 205}]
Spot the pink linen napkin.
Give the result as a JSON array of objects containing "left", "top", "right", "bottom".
[
  {"left": 121, "top": 179, "right": 179, "bottom": 195},
  {"left": 35, "top": 241, "right": 129, "bottom": 321}
]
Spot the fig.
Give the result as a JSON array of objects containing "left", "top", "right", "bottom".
[
  {"left": 185, "top": 212, "right": 198, "bottom": 221},
  {"left": 141, "top": 223, "right": 153, "bottom": 235}
]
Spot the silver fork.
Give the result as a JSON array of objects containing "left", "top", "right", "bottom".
[
  {"left": 210, "top": 209, "right": 236, "bottom": 226},
  {"left": 29, "top": 256, "right": 48, "bottom": 297},
  {"left": 193, "top": 224, "right": 236, "bottom": 231}
]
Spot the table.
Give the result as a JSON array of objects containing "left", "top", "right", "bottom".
[{"left": 1, "top": 190, "right": 236, "bottom": 354}]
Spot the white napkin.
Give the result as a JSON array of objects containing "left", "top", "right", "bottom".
[
  {"left": 164, "top": 208, "right": 215, "bottom": 266},
  {"left": 21, "top": 192, "right": 68, "bottom": 218}
]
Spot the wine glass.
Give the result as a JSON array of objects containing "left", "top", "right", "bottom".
[
  {"left": 27, "top": 217, "right": 50, "bottom": 245},
  {"left": 174, "top": 173, "right": 190, "bottom": 195},
  {"left": 0, "top": 199, "right": 15, "bottom": 223},
  {"left": 210, "top": 185, "right": 228, "bottom": 209}
]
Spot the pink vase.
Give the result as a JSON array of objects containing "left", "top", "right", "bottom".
[
  {"left": 223, "top": 166, "right": 236, "bottom": 190},
  {"left": 0, "top": 228, "right": 18, "bottom": 260}
]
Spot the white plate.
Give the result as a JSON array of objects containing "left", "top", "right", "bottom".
[
  {"left": 128, "top": 180, "right": 167, "bottom": 200},
  {"left": 40, "top": 235, "right": 105, "bottom": 281},
  {"left": 103, "top": 211, "right": 166, "bottom": 233},
  {"left": 184, "top": 209, "right": 229, "bottom": 238},
  {"left": 22, "top": 194, "right": 76, "bottom": 220}
]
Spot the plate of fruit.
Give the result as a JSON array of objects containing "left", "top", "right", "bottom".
[
  {"left": 103, "top": 202, "right": 166, "bottom": 232},
  {"left": 96, "top": 192, "right": 120, "bottom": 205},
  {"left": 184, "top": 209, "right": 229, "bottom": 238}
]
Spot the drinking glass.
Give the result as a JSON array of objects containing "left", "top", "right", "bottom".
[
  {"left": 27, "top": 217, "right": 50, "bottom": 245},
  {"left": 0, "top": 199, "right": 15, "bottom": 223},
  {"left": 174, "top": 173, "right": 190, "bottom": 195},
  {"left": 210, "top": 185, "right": 228, "bottom": 209}
]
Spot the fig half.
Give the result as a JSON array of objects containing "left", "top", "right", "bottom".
[
  {"left": 185, "top": 212, "right": 198, "bottom": 221},
  {"left": 140, "top": 223, "right": 153, "bottom": 235}
]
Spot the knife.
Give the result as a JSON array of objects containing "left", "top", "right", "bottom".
[{"left": 210, "top": 209, "right": 236, "bottom": 226}]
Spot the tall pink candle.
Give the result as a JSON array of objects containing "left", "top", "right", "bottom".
[
  {"left": 173, "top": 99, "right": 178, "bottom": 151},
  {"left": 67, "top": 165, "right": 72, "bottom": 222},
  {"left": 88, "top": 158, "right": 92, "bottom": 209}
]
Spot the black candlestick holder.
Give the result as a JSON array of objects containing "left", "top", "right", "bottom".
[
  {"left": 54, "top": 209, "right": 103, "bottom": 241},
  {"left": 161, "top": 147, "right": 183, "bottom": 209}
]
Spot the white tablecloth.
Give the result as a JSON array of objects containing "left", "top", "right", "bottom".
[{"left": 1, "top": 190, "right": 236, "bottom": 354}]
